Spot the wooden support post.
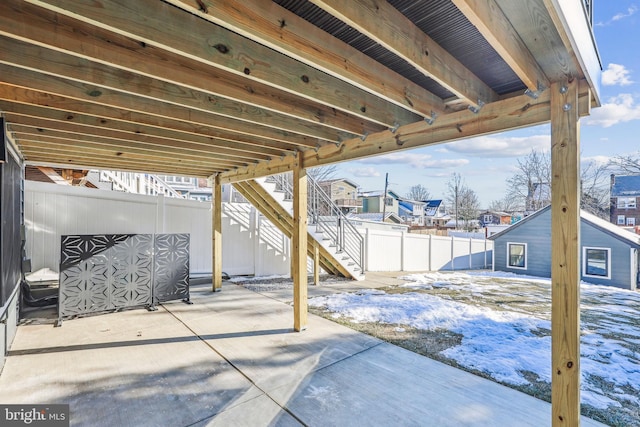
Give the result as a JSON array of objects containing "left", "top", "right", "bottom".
[
  {"left": 292, "top": 152, "right": 308, "bottom": 331},
  {"left": 550, "top": 80, "right": 581, "bottom": 426},
  {"left": 313, "top": 241, "right": 320, "bottom": 286},
  {"left": 212, "top": 175, "right": 223, "bottom": 292}
]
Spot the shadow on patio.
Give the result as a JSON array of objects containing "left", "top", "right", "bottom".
[{"left": 0, "top": 280, "right": 606, "bottom": 426}]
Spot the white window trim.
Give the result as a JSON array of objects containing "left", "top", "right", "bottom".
[
  {"left": 627, "top": 217, "right": 636, "bottom": 226},
  {"left": 507, "top": 242, "right": 527, "bottom": 270},
  {"left": 618, "top": 215, "right": 626, "bottom": 225},
  {"left": 582, "top": 246, "right": 611, "bottom": 280}
]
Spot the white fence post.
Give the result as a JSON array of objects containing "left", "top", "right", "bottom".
[
  {"left": 428, "top": 234, "right": 432, "bottom": 271},
  {"left": 400, "top": 231, "right": 406, "bottom": 271}
]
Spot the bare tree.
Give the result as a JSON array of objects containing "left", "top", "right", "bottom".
[
  {"left": 488, "top": 196, "right": 521, "bottom": 213},
  {"left": 458, "top": 187, "right": 481, "bottom": 230},
  {"left": 505, "top": 149, "right": 610, "bottom": 217},
  {"left": 506, "top": 150, "right": 551, "bottom": 211},
  {"left": 307, "top": 165, "right": 339, "bottom": 183},
  {"left": 609, "top": 153, "right": 640, "bottom": 175},
  {"left": 581, "top": 159, "right": 610, "bottom": 219},
  {"left": 406, "top": 184, "right": 431, "bottom": 201},
  {"left": 446, "top": 173, "right": 480, "bottom": 230}
]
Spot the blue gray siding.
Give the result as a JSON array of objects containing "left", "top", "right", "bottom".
[
  {"left": 493, "top": 209, "right": 639, "bottom": 289},
  {"left": 494, "top": 209, "right": 552, "bottom": 278}
]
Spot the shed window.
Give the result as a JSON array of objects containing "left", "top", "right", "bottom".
[
  {"left": 507, "top": 243, "right": 527, "bottom": 269},
  {"left": 618, "top": 215, "right": 626, "bottom": 225},
  {"left": 583, "top": 247, "right": 611, "bottom": 279}
]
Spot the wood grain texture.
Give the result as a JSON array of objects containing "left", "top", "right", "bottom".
[
  {"left": 292, "top": 152, "right": 308, "bottom": 332},
  {"left": 550, "top": 80, "right": 581, "bottom": 427}
]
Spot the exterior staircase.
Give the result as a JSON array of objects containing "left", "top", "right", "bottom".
[
  {"left": 233, "top": 173, "right": 365, "bottom": 281},
  {"left": 96, "top": 171, "right": 185, "bottom": 199}
]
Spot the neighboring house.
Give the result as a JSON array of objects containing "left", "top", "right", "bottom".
[
  {"left": 318, "top": 178, "right": 361, "bottom": 214},
  {"left": 489, "top": 205, "right": 640, "bottom": 290},
  {"left": 397, "top": 198, "right": 426, "bottom": 226},
  {"left": 610, "top": 174, "right": 640, "bottom": 228},
  {"left": 359, "top": 189, "right": 400, "bottom": 216},
  {"left": 478, "top": 210, "right": 512, "bottom": 226},
  {"left": 423, "top": 200, "right": 450, "bottom": 227},
  {"left": 159, "top": 175, "right": 213, "bottom": 201},
  {"left": 347, "top": 212, "right": 403, "bottom": 224}
]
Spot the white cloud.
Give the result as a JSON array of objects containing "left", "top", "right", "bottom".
[
  {"left": 359, "top": 153, "right": 469, "bottom": 169},
  {"left": 584, "top": 93, "right": 640, "bottom": 127},
  {"left": 602, "top": 64, "right": 633, "bottom": 86},
  {"left": 442, "top": 135, "right": 550, "bottom": 157},
  {"left": 348, "top": 167, "right": 381, "bottom": 178},
  {"left": 596, "top": 5, "right": 638, "bottom": 25},
  {"left": 581, "top": 155, "right": 612, "bottom": 166},
  {"left": 612, "top": 5, "right": 638, "bottom": 21}
]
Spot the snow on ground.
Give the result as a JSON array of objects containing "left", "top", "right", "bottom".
[{"left": 308, "top": 271, "right": 640, "bottom": 411}]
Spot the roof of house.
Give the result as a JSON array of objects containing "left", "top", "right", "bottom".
[
  {"left": 487, "top": 205, "right": 640, "bottom": 247},
  {"left": 611, "top": 175, "right": 640, "bottom": 197},
  {"left": 317, "top": 178, "right": 360, "bottom": 189},
  {"left": 423, "top": 200, "right": 443, "bottom": 217},
  {"left": 347, "top": 212, "right": 402, "bottom": 223},
  {"left": 359, "top": 189, "right": 401, "bottom": 199}
]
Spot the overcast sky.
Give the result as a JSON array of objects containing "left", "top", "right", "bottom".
[{"left": 328, "top": 3, "right": 640, "bottom": 207}]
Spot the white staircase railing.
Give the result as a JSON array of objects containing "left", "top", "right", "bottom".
[
  {"left": 99, "top": 171, "right": 185, "bottom": 199},
  {"left": 267, "top": 173, "right": 364, "bottom": 273}
]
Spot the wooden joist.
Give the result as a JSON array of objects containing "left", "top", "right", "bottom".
[
  {"left": 22, "top": 0, "right": 420, "bottom": 129},
  {"left": 451, "top": 0, "right": 550, "bottom": 92},
  {"left": 309, "top": 0, "right": 498, "bottom": 107},
  {"left": 164, "top": 0, "right": 446, "bottom": 117}
]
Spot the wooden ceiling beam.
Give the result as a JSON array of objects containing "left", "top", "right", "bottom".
[
  {"left": 451, "top": 0, "right": 549, "bottom": 92},
  {"left": 0, "top": 65, "right": 342, "bottom": 144},
  {"left": 0, "top": 1, "right": 384, "bottom": 137},
  {"left": 24, "top": 0, "right": 420, "bottom": 128},
  {"left": 0, "top": 85, "right": 318, "bottom": 150},
  {"left": 16, "top": 136, "right": 240, "bottom": 168},
  {"left": 24, "top": 154, "right": 217, "bottom": 177},
  {"left": 165, "top": 0, "right": 447, "bottom": 117},
  {"left": 0, "top": 37, "right": 364, "bottom": 142},
  {"left": 0, "top": 102, "right": 294, "bottom": 158},
  {"left": 220, "top": 82, "right": 591, "bottom": 184},
  {"left": 11, "top": 126, "right": 255, "bottom": 166},
  {"left": 309, "top": 0, "right": 499, "bottom": 108},
  {"left": 3, "top": 109, "right": 285, "bottom": 159}
]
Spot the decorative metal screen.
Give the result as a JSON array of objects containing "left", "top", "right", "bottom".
[
  {"left": 153, "top": 233, "right": 189, "bottom": 303},
  {"left": 59, "top": 233, "right": 189, "bottom": 320}
]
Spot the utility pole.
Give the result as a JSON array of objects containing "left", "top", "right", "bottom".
[{"left": 381, "top": 173, "right": 389, "bottom": 222}]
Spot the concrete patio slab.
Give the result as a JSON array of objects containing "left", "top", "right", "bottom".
[{"left": 0, "top": 278, "right": 606, "bottom": 426}]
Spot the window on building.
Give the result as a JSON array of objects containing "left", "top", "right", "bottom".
[
  {"left": 583, "top": 247, "right": 610, "bottom": 279},
  {"left": 385, "top": 197, "right": 394, "bottom": 206},
  {"left": 483, "top": 214, "right": 493, "bottom": 223},
  {"left": 618, "top": 215, "right": 626, "bottom": 225},
  {"left": 507, "top": 243, "right": 527, "bottom": 269},
  {"left": 617, "top": 197, "right": 637, "bottom": 209},
  {"left": 627, "top": 217, "right": 636, "bottom": 226}
]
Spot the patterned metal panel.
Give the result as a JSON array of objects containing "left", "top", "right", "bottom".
[
  {"left": 153, "top": 234, "right": 190, "bottom": 303},
  {"left": 59, "top": 234, "right": 153, "bottom": 318}
]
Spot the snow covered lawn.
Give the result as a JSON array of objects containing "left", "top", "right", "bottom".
[{"left": 308, "top": 271, "right": 640, "bottom": 426}]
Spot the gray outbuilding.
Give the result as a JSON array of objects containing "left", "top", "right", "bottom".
[{"left": 489, "top": 205, "right": 640, "bottom": 290}]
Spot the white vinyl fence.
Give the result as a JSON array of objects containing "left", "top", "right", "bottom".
[
  {"left": 25, "top": 182, "right": 491, "bottom": 277},
  {"left": 363, "top": 229, "right": 492, "bottom": 272}
]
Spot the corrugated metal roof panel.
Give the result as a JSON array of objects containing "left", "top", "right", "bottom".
[{"left": 274, "top": 0, "right": 526, "bottom": 98}]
